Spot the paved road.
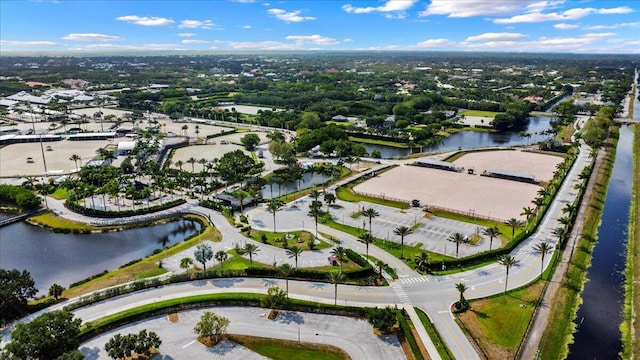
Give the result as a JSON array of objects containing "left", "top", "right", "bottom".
[
  {"left": 5, "top": 133, "right": 592, "bottom": 360},
  {"left": 79, "top": 307, "right": 405, "bottom": 360}
]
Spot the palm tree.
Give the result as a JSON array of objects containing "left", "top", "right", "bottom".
[
  {"left": 482, "top": 226, "right": 501, "bottom": 251},
  {"left": 267, "top": 199, "right": 283, "bottom": 233},
  {"left": 215, "top": 250, "right": 228, "bottom": 271},
  {"left": 506, "top": 218, "right": 524, "bottom": 241},
  {"left": 359, "top": 232, "right": 375, "bottom": 259},
  {"left": 323, "top": 192, "right": 336, "bottom": 214},
  {"left": 563, "top": 202, "right": 577, "bottom": 217},
  {"left": 331, "top": 246, "right": 348, "bottom": 271},
  {"left": 375, "top": 260, "right": 386, "bottom": 280},
  {"left": 537, "top": 187, "right": 550, "bottom": 199},
  {"left": 521, "top": 206, "right": 535, "bottom": 230},
  {"left": 455, "top": 282, "right": 468, "bottom": 306},
  {"left": 393, "top": 225, "right": 413, "bottom": 259},
  {"left": 448, "top": 232, "right": 466, "bottom": 259},
  {"left": 286, "top": 245, "right": 304, "bottom": 268},
  {"left": 498, "top": 254, "right": 520, "bottom": 293},
  {"left": 180, "top": 257, "right": 194, "bottom": 276},
  {"left": 243, "top": 243, "right": 259, "bottom": 268},
  {"left": 309, "top": 189, "right": 321, "bottom": 203},
  {"left": 279, "top": 263, "right": 293, "bottom": 296},
  {"left": 362, "top": 207, "right": 380, "bottom": 234},
  {"left": 187, "top": 157, "right": 197, "bottom": 173},
  {"left": 328, "top": 271, "right": 345, "bottom": 305},
  {"left": 181, "top": 124, "right": 188, "bottom": 137},
  {"left": 175, "top": 160, "right": 184, "bottom": 171},
  {"left": 69, "top": 154, "right": 81, "bottom": 170},
  {"left": 414, "top": 252, "right": 430, "bottom": 273},
  {"left": 308, "top": 202, "right": 322, "bottom": 239},
  {"left": 558, "top": 216, "right": 572, "bottom": 227},
  {"left": 533, "top": 242, "right": 553, "bottom": 279},
  {"left": 552, "top": 226, "right": 569, "bottom": 247}
]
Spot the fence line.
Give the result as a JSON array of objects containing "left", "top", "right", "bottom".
[{"left": 351, "top": 190, "right": 409, "bottom": 205}]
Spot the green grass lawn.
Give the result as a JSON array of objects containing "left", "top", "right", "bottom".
[
  {"left": 460, "top": 110, "right": 500, "bottom": 117},
  {"left": 247, "top": 229, "right": 330, "bottom": 251},
  {"left": 336, "top": 183, "right": 409, "bottom": 210},
  {"left": 50, "top": 188, "right": 68, "bottom": 200},
  {"left": 457, "top": 282, "right": 543, "bottom": 358},
  {"left": 228, "top": 334, "right": 349, "bottom": 360},
  {"left": 348, "top": 136, "right": 411, "bottom": 148}
]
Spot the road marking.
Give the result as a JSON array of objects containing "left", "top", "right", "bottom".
[
  {"left": 392, "top": 285, "right": 411, "bottom": 304},
  {"left": 182, "top": 340, "right": 196, "bottom": 348}
]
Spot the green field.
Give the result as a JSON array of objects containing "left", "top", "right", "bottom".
[{"left": 460, "top": 110, "right": 500, "bottom": 117}]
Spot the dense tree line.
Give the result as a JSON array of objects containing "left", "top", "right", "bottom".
[{"left": 0, "top": 184, "right": 41, "bottom": 210}]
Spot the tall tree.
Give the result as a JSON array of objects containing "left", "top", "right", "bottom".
[
  {"left": 48, "top": 283, "right": 65, "bottom": 300},
  {"left": 308, "top": 201, "right": 322, "bottom": 239},
  {"left": 455, "top": 282, "right": 468, "bottom": 307},
  {"left": 180, "top": 257, "right": 194, "bottom": 276},
  {"left": 267, "top": 199, "right": 283, "bottom": 233},
  {"left": 362, "top": 207, "right": 380, "bottom": 234},
  {"left": 520, "top": 206, "right": 535, "bottom": 230},
  {"left": 506, "top": 218, "right": 524, "bottom": 241},
  {"left": 393, "top": 225, "right": 413, "bottom": 259},
  {"left": 194, "top": 243, "right": 213, "bottom": 272},
  {"left": 7, "top": 310, "right": 81, "bottom": 360},
  {"left": 323, "top": 192, "right": 336, "bottom": 214},
  {"left": 331, "top": 246, "right": 348, "bottom": 272},
  {"left": 215, "top": 250, "right": 229, "bottom": 271},
  {"left": 0, "top": 269, "right": 37, "bottom": 323},
  {"left": 498, "top": 254, "right": 520, "bottom": 293},
  {"left": 278, "top": 263, "right": 293, "bottom": 295},
  {"left": 328, "top": 271, "right": 345, "bottom": 305},
  {"left": 448, "top": 232, "right": 466, "bottom": 259},
  {"left": 359, "top": 232, "right": 375, "bottom": 259},
  {"left": 482, "top": 226, "right": 501, "bottom": 251},
  {"left": 533, "top": 241, "right": 553, "bottom": 279},
  {"left": 414, "top": 252, "right": 430, "bottom": 273},
  {"left": 286, "top": 245, "right": 304, "bottom": 268},
  {"left": 243, "top": 243, "right": 260, "bottom": 268}
]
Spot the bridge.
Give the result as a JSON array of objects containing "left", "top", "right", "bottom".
[{"left": 0, "top": 213, "right": 33, "bottom": 228}]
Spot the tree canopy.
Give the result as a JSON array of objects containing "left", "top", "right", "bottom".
[
  {"left": 7, "top": 310, "right": 81, "bottom": 360},
  {"left": 0, "top": 268, "right": 37, "bottom": 323}
]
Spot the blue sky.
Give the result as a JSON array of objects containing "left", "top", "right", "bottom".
[{"left": 1, "top": 0, "right": 639, "bottom": 53}]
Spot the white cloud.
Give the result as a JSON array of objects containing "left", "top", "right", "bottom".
[
  {"left": 285, "top": 34, "right": 340, "bottom": 45},
  {"left": 0, "top": 40, "right": 59, "bottom": 46},
  {"left": 554, "top": 23, "right": 579, "bottom": 30},
  {"left": 419, "top": 0, "right": 541, "bottom": 18},
  {"left": 584, "top": 22, "right": 639, "bottom": 30},
  {"left": 179, "top": 19, "right": 215, "bottom": 29},
  {"left": 85, "top": 43, "right": 184, "bottom": 50},
  {"left": 343, "top": 38, "right": 353, "bottom": 43},
  {"left": 182, "top": 39, "right": 210, "bottom": 44},
  {"left": 465, "top": 32, "right": 528, "bottom": 42},
  {"left": 598, "top": 7, "right": 633, "bottom": 14},
  {"left": 62, "top": 33, "right": 119, "bottom": 41},
  {"left": 494, "top": 6, "right": 634, "bottom": 24},
  {"left": 116, "top": 15, "right": 174, "bottom": 26},
  {"left": 342, "top": 0, "right": 417, "bottom": 15},
  {"left": 267, "top": 8, "right": 316, "bottom": 23},
  {"left": 415, "top": 38, "right": 455, "bottom": 47},
  {"left": 242, "top": 25, "right": 252, "bottom": 29},
  {"left": 178, "top": 33, "right": 196, "bottom": 37},
  {"left": 582, "top": 32, "right": 616, "bottom": 38}
]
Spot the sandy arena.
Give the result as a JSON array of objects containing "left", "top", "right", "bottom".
[{"left": 354, "top": 150, "right": 563, "bottom": 221}]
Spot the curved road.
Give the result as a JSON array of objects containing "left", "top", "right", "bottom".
[{"left": 3, "top": 138, "right": 592, "bottom": 360}]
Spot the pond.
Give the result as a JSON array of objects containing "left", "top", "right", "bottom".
[
  {"left": 362, "top": 116, "right": 555, "bottom": 158},
  {"left": 261, "top": 171, "right": 329, "bottom": 199},
  {"left": 0, "top": 219, "right": 202, "bottom": 295}
]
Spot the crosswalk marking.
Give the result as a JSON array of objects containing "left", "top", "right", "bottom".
[
  {"left": 392, "top": 284, "right": 411, "bottom": 304},
  {"left": 399, "top": 276, "right": 430, "bottom": 284}
]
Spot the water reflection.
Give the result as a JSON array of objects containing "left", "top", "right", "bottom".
[{"left": 0, "top": 219, "right": 201, "bottom": 294}]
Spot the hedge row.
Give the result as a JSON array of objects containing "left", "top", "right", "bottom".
[{"left": 65, "top": 199, "right": 186, "bottom": 218}]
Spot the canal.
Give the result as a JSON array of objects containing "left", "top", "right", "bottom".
[{"left": 566, "top": 123, "right": 635, "bottom": 358}]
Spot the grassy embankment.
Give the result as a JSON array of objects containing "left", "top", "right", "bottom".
[
  {"left": 347, "top": 136, "right": 411, "bottom": 148},
  {"left": 621, "top": 124, "right": 638, "bottom": 359},
  {"left": 456, "top": 282, "right": 546, "bottom": 359},
  {"left": 44, "top": 214, "right": 221, "bottom": 299},
  {"left": 227, "top": 334, "right": 349, "bottom": 360},
  {"left": 537, "top": 126, "right": 620, "bottom": 358}
]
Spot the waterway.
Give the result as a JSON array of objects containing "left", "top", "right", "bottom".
[
  {"left": 0, "top": 219, "right": 201, "bottom": 295},
  {"left": 261, "top": 171, "right": 328, "bottom": 199},
  {"left": 363, "top": 115, "right": 555, "bottom": 158},
  {"left": 567, "top": 124, "right": 635, "bottom": 359}
]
